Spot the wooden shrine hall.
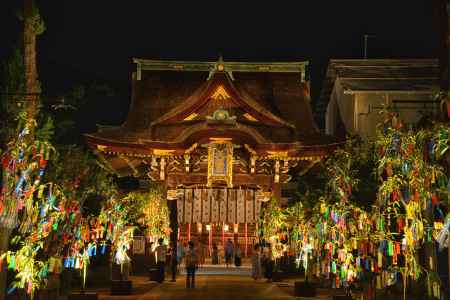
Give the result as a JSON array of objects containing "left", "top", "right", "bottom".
[{"left": 85, "top": 57, "right": 339, "bottom": 255}]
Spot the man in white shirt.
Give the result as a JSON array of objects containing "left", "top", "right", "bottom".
[{"left": 155, "top": 238, "right": 167, "bottom": 283}]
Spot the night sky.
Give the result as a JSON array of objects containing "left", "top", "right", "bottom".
[{"left": 0, "top": 1, "right": 441, "bottom": 129}]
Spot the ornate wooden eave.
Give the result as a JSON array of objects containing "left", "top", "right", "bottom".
[{"left": 85, "top": 134, "right": 339, "bottom": 160}]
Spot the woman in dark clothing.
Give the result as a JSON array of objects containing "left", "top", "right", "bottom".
[
  {"left": 234, "top": 244, "right": 242, "bottom": 267},
  {"left": 264, "top": 243, "right": 273, "bottom": 282},
  {"left": 185, "top": 241, "right": 198, "bottom": 288},
  {"left": 225, "top": 239, "right": 234, "bottom": 267},
  {"left": 212, "top": 242, "right": 219, "bottom": 265}
]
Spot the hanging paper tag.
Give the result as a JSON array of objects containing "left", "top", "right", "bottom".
[
  {"left": 49, "top": 258, "right": 55, "bottom": 272},
  {"left": 387, "top": 241, "right": 393, "bottom": 256},
  {"left": 8, "top": 255, "right": 15, "bottom": 269},
  {"left": 378, "top": 251, "right": 383, "bottom": 267}
]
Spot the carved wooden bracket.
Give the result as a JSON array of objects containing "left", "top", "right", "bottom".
[
  {"left": 183, "top": 154, "right": 190, "bottom": 172},
  {"left": 160, "top": 157, "right": 166, "bottom": 180},
  {"left": 274, "top": 160, "right": 280, "bottom": 183}
]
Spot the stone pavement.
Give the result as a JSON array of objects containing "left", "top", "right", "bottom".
[
  {"left": 179, "top": 264, "right": 251, "bottom": 276},
  {"left": 131, "top": 276, "right": 296, "bottom": 300},
  {"left": 99, "top": 275, "right": 333, "bottom": 300}
]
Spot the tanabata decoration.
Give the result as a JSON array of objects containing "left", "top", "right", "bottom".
[
  {"left": 374, "top": 115, "right": 449, "bottom": 300},
  {"left": 437, "top": 214, "right": 450, "bottom": 251},
  {"left": 0, "top": 114, "right": 63, "bottom": 298},
  {"left": 259, "top": 196, "right": 290, "bottom": 259},
  {"left": 0, "top": 114, "right": 123, "bottom": 295},
  {"left": 286, "top": 142, "right": 381, "bottom": 289},
  {"left": 287, "top": 122, "right": 448, "bottom": 298},
  {"left": 126, "top": 190, "right": 170, "bottom": 241},
  {"left": 0, "top": 240, "right": 48, "bottom": 297}
]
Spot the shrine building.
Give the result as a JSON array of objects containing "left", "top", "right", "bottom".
[{"left": 85, "top": 57, "right": 340, "bottom": 254}]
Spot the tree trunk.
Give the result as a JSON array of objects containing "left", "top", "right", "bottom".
[
  {"left": 23, "top": 0, "right": 38, "bottom": 119},
  {"left": 0, "top": 2, "right": 40, "bottom": 299},
  {"left": 0, "top": 228, "right": 11, "bottom": 300}
]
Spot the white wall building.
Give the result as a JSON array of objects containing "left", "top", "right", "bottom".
[{"left": 322, "top": 59, "right": 440, "bottom": 139}]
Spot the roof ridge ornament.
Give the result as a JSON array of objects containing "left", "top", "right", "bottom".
[
  {"left": 207, "top": 55, "right": 235, "bottom": 81},
  {"left": 206, "top": 107, "right": 237, "bottom": 125}
]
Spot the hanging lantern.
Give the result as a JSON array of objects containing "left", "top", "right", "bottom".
[
  {"left": 206, "top": 224, "right": 211, "bottom": 231},
  {"left": 223, "top": 224, "right": 229, "bottom": 231},
  {"left": 197, "top": 223, "right": 202, "bottom": 233},
  {"left": 233, "top": 223, "right": 239, "bottom": 233}
]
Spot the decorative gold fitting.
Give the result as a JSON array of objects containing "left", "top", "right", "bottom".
[{"left": 153, "top": 149, "right": 175, "bottom": 156}]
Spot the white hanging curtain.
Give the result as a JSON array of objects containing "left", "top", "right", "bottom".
[{"left": 176, "top": 188, "right": 261, "bottom": 224}]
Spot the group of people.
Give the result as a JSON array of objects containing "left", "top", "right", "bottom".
[
  {"left": 175, "top": 238, "right": 243, "bottom": 268},
  {"left": 153, "top": 238, "right": 274, "bottom": 288},
  {"left": 251, "top": 241, "right": 274, "bottom": 282},
  {"left": 211, "top": 239, "right": 242, "bottom": 267},
  {"left": 154, "top": 238, "right": 199, "bottom": 288}
]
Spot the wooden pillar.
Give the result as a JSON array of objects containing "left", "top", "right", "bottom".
[
  {"left": 187, "top": 223, "right": 191, "bottom": 242},
  {"left": 273, "top": 183, "right": 282, "bottom": 205},
  {"left": 244, "top": 223, "right": 248, "bottom": 257},
  {"left": 222, "top": 223, "right": 225, "bottom": 246},
  {"left": 209, "top": 227, "right": 212, "bottom": 257},
  {"left": 167, "top": 193, "right": 178, "bottom": 282}
]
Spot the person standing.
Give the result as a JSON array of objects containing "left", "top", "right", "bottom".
[
  {"left": 264, "top": 243, "right": 273, "bottom": 282},
  {"left": 251, "top": 244, "right": 262, "bottom": 280},
  {"left": 169, "top": 242, "right": 178, "bottom": 282},
  {"left": 211, "top": 242, "right": 219, "bottom": 265},
  {"left": 217, "top": 242, "right": 224, "bottom": 264},
  {"left": 176, "top": 241, "right": 185, "bottom": 270},
  {"left": 155, "top": 238, "right": 167, "bottom": 283},
  {"left": 185, "top": 241, "right": 198, "bottom": 288},
  {"left": 198, "top": 240, "right": 206, "bottom": 267},
  {"left": 225, "top": 239, "right": 234, "bottom": 268},
  {"left": 234, "top": 244, "right": 242, "bottom": 267}
]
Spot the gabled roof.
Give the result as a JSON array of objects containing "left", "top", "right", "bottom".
[
  {"left": 320, "top": 59, "right": 439, "bottom": 103},
  {"left": 149, "top": 72, "right": 294, "bottom": 128},
  {"left": 85, "top": 58, "right": 340, "bottom": 157}
]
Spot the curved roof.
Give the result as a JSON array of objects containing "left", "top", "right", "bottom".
[{"left": 85, "top": 59, "right": 339, "bottom": 157}]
